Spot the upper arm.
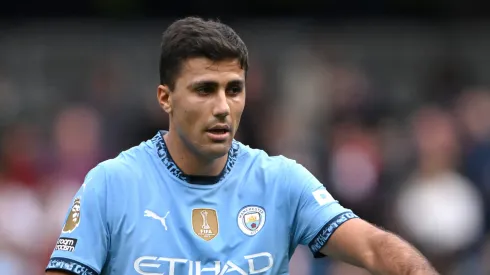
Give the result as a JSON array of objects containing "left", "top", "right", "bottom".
[
  {"left": 320, "top": 218, "right": 383, "bottom": 267},
  {"left": 45, "top": 165, "right": 110, "bottom": 275},
  {"left": 287, "top": 160, "right": 359, "bottom": 257}
]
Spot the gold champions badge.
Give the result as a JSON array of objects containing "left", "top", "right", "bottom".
[{"left": 192, "top": 208, "right": 219, "bottom": 241}]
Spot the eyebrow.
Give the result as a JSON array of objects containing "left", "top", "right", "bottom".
[
  {"left": 188, "top": 79, "right": 245, "bottom": 90},
  {"left": 227, "top": 80, "right": 245, "bottom": 87}
]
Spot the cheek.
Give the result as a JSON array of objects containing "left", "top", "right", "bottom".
[
  {"left": 232, "top": 108, "right": 245, "bottom": 130},
  {"left": 232, "top": 100, "right": 245, "bottom": 120},
  {"left": 234, "top": 109, "right": 243, "bottom": 120},
  {"left": 175, "top": 105, "right": 203, "bottom": 131}
]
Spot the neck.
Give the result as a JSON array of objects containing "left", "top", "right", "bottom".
[{"left": 163, "top": 131, "right": 228, "bottom": 176}]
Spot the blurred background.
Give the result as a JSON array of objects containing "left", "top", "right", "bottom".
[{"left": 2, "top": 1, "right": 490, "bottom": 274}]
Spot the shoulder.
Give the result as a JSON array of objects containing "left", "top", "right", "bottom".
[
  {"left": 236, "top": 141, "right": 295, "bottom": 170},
  {"left": 236, "top": 142, "right": 324, "bottom": 201},
  {"left": 236, "top": 141, "right": 309, "bottom": 182},
  {"left": 85, "top": 140, "right": 155, "bottom": 191}
]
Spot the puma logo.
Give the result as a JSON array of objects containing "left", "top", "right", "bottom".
[{"left": 144, "top": 210, "right": 170, "bottom": 231}]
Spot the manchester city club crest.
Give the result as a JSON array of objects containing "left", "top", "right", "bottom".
[{"left": 237, "top": 206, "right": 266, "bottom": 236}]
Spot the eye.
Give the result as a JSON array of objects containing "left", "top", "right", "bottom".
[
  {"left": 227, "top": 85, "right": 243, "bottom": 95},
  {"left": 196, "top": 86, "right": 214, "bottom": 95}
]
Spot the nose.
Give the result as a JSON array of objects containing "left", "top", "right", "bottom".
[{"left": 212, "top": 90, "right": 230, "bottom": 119}]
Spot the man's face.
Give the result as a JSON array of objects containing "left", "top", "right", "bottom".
[{"left": 158, "top": 58, "right": 246, "bottom": 159}]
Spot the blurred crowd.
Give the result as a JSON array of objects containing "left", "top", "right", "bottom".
[{"left": 1, "top": 20, "right": 490, "bottom": 274}]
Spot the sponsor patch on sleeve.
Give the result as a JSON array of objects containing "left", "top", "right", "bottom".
[
  {"left": 54, "top": 237, "right": 78, "bottom": 252},
  {"left": 312, "top": 189, "right": 334, "bottom": 206},
  {"left": 62, "top": 197, "right": 81, "bottom": 233}
]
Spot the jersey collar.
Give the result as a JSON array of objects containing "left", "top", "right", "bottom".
[{"left": 151, "top": 130, "right": 240, "bottom": 184}]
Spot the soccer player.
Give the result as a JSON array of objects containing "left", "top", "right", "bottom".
[{"left": 45, "top": 17, "right": 438, "bottom": 275}]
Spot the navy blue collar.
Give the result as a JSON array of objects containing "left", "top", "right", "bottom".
[{"left": 151, "top": 131, "right": 239, "bottom": 184}]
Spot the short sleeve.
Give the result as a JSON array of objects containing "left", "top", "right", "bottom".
[
  {"left": 46, "top": 165, "right": 109, "bottom": 275},
  {"left": 288, "top": 161, "right": 359, "bottom": 258}
]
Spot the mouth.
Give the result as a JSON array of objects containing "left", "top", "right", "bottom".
[{"left": 206, "top": 125, "right": 231, "bottom": 141}]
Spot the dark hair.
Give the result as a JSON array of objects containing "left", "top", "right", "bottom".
[{"left": 159, "top": 17, "right": 249, "bottom": 90}]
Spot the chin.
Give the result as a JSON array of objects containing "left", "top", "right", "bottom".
[{"left": 203, "top": 142, "right": 232, "bottom": 159}]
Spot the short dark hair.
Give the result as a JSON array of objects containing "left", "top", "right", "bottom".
[{"left": 159, "top": 17, "right": 249, "bottom": 89}]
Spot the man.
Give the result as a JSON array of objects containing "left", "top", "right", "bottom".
[{"left": 46, "top": 17, "right": 438, "bottom": 275}]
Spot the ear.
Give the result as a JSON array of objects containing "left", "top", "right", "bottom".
[{"left": 157, "top": 85, "right": 172, "bottom": 114}]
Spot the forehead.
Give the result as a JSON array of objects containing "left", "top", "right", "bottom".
[{"left": 176, "top": 57, "right": 245, "bottom": 85}]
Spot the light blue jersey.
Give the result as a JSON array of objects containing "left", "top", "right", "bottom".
[{"left": 46, "top": 131, "right": 358, "bottom": 275}]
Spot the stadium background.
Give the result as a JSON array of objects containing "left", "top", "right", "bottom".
[{"left": 1, "top": 0, "right": 490, "bottom": 274}]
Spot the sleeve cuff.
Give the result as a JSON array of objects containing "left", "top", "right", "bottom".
[
  {"left": 308, "top": 211, "right": 359, "bottom": 258},
  {"left": 46, "top": 257, "right": 99, "bottom": 275}
]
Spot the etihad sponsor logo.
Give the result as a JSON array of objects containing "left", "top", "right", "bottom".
[{"left": 134, "top": 252, "right": 274, "bottom": 275}]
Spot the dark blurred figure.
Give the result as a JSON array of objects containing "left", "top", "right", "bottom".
[
  {"left": 235, "top": 58, "right": 267, "bottom": 150},
  {"left": 0, "top": 122, "right": 43, "bottom": 188},
  {"left": 0, "top": 122, "right": 48, "bottom": 274},
  {"left": 455, "top": 89, "right": 490, "bottom": 275},
  {"left": 321, "top": 63, "right": 387, "bottom": 225},
  {"left": 33, "top": 105, "right": 107, "bottom": 273},
  {"left": 456, "top": 89, "right": 490, "bottom": 230},
  {"left": 421, "top": 57, "right": 473, "bottom": 108},
  {"left": 393, "top": 106, "right": 484, "bottom": 274},
  {"left": 50, "top": 105, "right": 103, "bottom": 183},
  {"left": 328, "top": 118, "right": 383, "bottom": 220}
]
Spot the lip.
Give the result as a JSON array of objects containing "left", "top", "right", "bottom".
[
  {"left": 206, "top": 131, "right": 230, "bottom": 142},
  {"left": 208, "top": 124, "right": 230, "bottom": 131},
  {"left": 206, "top": 125, "right": 231, "bottom": 142}
]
